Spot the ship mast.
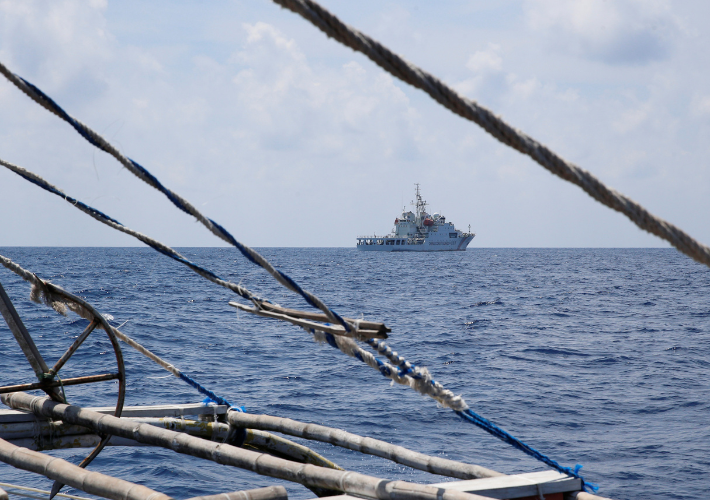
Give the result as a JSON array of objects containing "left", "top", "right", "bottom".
[{"left": 412, "top": 183, "right": 427, "bottom": 221}]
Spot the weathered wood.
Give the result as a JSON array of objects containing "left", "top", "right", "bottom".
[
  {"left": 185, "top": 485, "right": 288, "bottom": 500},
  {"left": 0, "top": 437, "right": 172, "bottom": 500},
  {"left": 229, "top": 302, "right": 387, "bottom": 340},
  {"left": 429, "top": 471, "right": 581, "bottom": 499},
  {"left": 8, "top": 434, "right": 143, "bottom": 451},
  {"left": 2, "top": 415, "right": 340, "bottom": 471},
  {"left": 2, "top": 279, "right": 129, "bottom": 500},
  {"left": 227, "top": 411, "right": 502, "bottom": 480},
  {"left": 257, "top": 303, "right": 391, "bottom": 335},
  {"left": 246, "top": 428, "right": 341, "bottom": 470},
  {"left": 2, "top": 393, "right": 493, "bottom": 500}
]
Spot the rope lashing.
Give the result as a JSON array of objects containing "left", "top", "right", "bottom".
[
  {"left": 271, "top": 0, "right": 710, "bottom": 270},
  {"left": 0, "top": 252, "right": 240, "bottom": 413},
  {"left": 312, "top": 329, "right": 597, "bottom": 492},
  {"left": 0, "top": 61, "right": 357, "bottom": 330}
]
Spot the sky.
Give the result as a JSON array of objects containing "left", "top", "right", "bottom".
[{"left": 1, "top": 0, "right": 709, "bottom": 248}]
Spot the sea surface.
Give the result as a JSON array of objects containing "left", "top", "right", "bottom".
[{"left": 0, "top": 247, "right": 708, "bottom": 500}]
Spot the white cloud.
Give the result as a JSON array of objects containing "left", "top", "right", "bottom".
[
  {"left": 466, "top": 44, "right": 503, "bottom": 73},
  {"left": 613, "top": 103, "right": 651, "bottom": 133},
  {"left": 691, "top": 95, "right": 710, "bottom": 116},
  {"left": 226, "top": 22, "right": 424, "bottom": 162},
  {"left": 0, "top": 0, "right": 113, "bottom": 87},
  {"left": 524, "top": 0, "right": 684, "bottom": 65}
]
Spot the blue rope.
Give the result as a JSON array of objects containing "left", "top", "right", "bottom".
[
  {"left": 178, "top": 372, "right": 246, "bottom": 414},
  {"left": 321, "top": 334, "right": 598, "bottom": 493},
  {"left": 8, "top": 68, "right": 351, "bottom": 332},
  {"left": 457, "top": 409, "right": 598, "bottom": 493},
  {"left": 178, "top": 373, "right": 248, "bottom": 448},
  {"left": 177, "top": 372, "right": 232, "bottom": 407},
  {"left": 17, "top": 76, "right": 195, "bottom": 216}
]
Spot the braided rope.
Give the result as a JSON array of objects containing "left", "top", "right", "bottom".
[
  {"left": 0, "top": 254, "right": 92, "bottom": 321},
  {"left": 456, "top": 409, "right": 593, "bottom": 489},
  {"left": 311, "top": 329, "right": 468, "bottom": 410},
  {"left": 0, "top": 61, "right": 354, "bottom": 330},
  {"left": 271, "top": 0, "right": 710, "bottom": 269},
  {"left": 311, "top": 328, "right": 596, "bottom": 491},
  {"left": 0, "top": 157, "right": 259, "bottom": 302}
]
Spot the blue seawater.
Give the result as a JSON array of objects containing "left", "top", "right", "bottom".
[{"left": 0, "top": 247, "right": 708, "bottom": 500}]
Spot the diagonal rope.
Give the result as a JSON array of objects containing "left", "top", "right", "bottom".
[
  {"left": 311, "top": 329, "right": 597, "bottom": 492},
  {"left": 271, "top": 0, "right": 710, "bottom": 269},
  {"left": 0, "top": 157, "right": 258, "bottom": 303},
  {"left": 0, "top": 157, "right": 372, "bottom": 341},
  {"left": 0, "top": 61, "right": 354, "bottom": 331}
]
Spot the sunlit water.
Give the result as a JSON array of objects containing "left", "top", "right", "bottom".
[{"left": 0, "top": 247, "right": 708, "bottom": 500}]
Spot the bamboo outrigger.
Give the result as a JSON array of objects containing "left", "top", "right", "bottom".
[
  {"left": 0, "top": 392, "right": 609, "bottom": 500},
  {"left": 0, "top": 272, "right": 608, "bottom": 499}
]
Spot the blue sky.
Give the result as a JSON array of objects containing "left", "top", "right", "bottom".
[{"left": 1, "top": 0, "right": 709, "bottom": 248}]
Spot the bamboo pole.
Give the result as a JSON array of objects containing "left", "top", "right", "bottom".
[
  {"left": 185, "top": 486, "right": 287, "bottom": 500},
  {"left": 229, "top": 303, "right": 386, "bottom": 340},
  {"left": 227, "top": 412, "right": 503, "bottom": 480},
  {"left": 0, "top": 437, "right": 171, "bottom": 500},
  {"left": 256, "top": 303, "right": 390, "bottom": 335},
  {"left": 2, "top": 417, "right": 340, "bottom": 470},
  {"left": 2, "top": 393, "right": 493, "bottom": 500}
]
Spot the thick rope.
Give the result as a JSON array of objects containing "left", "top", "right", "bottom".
[
  {"left": 271, "top": 0, "right": 710, "bottom": 269},
  {"left": 311, "top": 328, "right": 596, "bottom": 492},
  {"left": 456, "top": 410, "right": 594, "bottom": 490},
  {"left": 0, "top": 254, "right": 93, "bottom": 321},
  {"left": 310, "top": 329, "right": 467, "bottom": 411},
  {"left": 0, "top": 61, "right": 354, "bottom": 330}
]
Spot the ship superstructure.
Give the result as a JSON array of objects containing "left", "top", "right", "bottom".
[{"left": 357, "top": 184, "right": 475, "bottom": 252}]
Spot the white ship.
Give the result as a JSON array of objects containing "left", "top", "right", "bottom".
[{"left": 357, "top": 184, "right": 475, "bottom": 252}]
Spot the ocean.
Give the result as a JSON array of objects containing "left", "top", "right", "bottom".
[{"left": 0, "top": 247, "right": 708, "bottom": 500}]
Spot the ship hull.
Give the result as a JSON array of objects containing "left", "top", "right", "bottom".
[{"left": 357, "top": 235, "right": 475, "bottom": 252}]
